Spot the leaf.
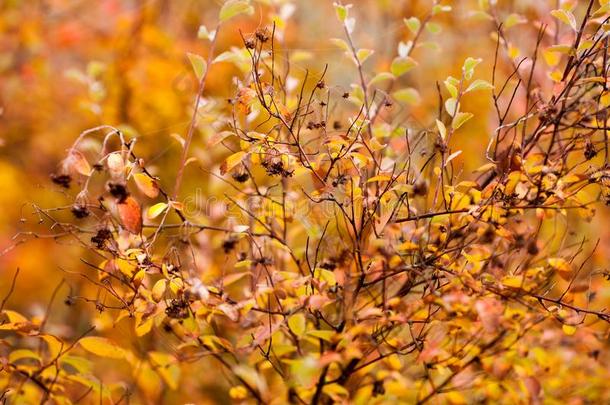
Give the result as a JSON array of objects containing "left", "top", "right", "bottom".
[
  {"left": 187, "top": 52, "right": 207, "bottom": 81},
  {"left": 106, "top": 152, "right": 125, "bottom": 178},
  {"left": 445, "top": 98, "right": 458, "bottom": 116},
  {"left": 118, "top": 196, "right": 142, "bottom": 234},
  {"left": 404, "top": 17, "right": 420, "bottom": 34},
  {"left": 333, "top": 3, "right": 350, "bottom": 22},
  {"left": 548, "top": 257, "right": 572, "bottom": 280},
  {"left": 551, "top": 9, "right": 577, "bottom": 31},
  {"left": 465, "top": 79, "right": 494, "bottom": 93},
  {"left": 288, "top": 313, "right": 307, "bottom": 336},
  {"left": 67, "top": 150, "right": 91, "bottom": 176},
  {"left": 79, "top": 337, "right": 127, "bottom": 359},
  {"left": 133, "top": 173, "right": 159, "bottom": 199},
  {"left": 356, "top": 49, "right": 374, "bottom": 64},
  {"left": 369, "top": 72, "right": 395, "bottom": 86},
  {"left": 367, "top": 174, "right": 392, "bottom": 183},
  {"left": 562, "top": 324, "right": 577, "bottom": 335},
  {"left": 432, "top": 4, "right": 452, "bottom": 14},
  {"left": 392, "top": 88, "right": 420, "bottom": 105},
  {"left": 151, "top": 279, "right": 167, "bottom": 302},
  {"left": 502, "top": 275, "right": 523, "bottom": 289},
  {"left": 307, "top": 330, "right": 335, "bottom": 342},
  {"left": 504, "top": 13, "right": 526, "bottom": 28},
  {"left": 425, "top": 22, "right": 442, "bottom": 34},
  {"left": 436, "top": 119, "right": 447, "bottom": 141},
  {"left": 135, "top": 317, "right": 153, "bottom": 337},
  {"left": 462, "top": 57, "right": 482, "bottom": 80},
  {"left": 390, "top": 56, "right": 417, "bottom": 77},
  {"left": 220, "top": 151, "right": 247, "bottom": 175},
  {"left": 197, "top": 25, "right": 216, "bottom": 41},
  {"left": 445, "top": 150, "right": 462, "bottom": 165},
  {"left": 147, "top": 202, "right": 168, "bottom": 220},
  {"left": 219, "top": 0, "right": 254, "bottom": 23},
  {"left": 452, "top": 112, "right": 473, "bottom": 130}
]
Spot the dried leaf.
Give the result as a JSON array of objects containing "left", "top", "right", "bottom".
[{"left": 118, "top": 196, "right": 142, "bottom": 234}]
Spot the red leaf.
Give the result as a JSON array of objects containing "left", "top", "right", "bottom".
[{"left": 118, "top": 196, "right": 142, "bottom": 234}]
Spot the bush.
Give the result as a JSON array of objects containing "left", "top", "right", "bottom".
[{"left": 2, "top": 0, "right": 610, "bottom": 403}]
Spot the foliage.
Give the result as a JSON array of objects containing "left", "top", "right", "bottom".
[{"left": 2, "top": 0, "right": 610, "bottom": 403}]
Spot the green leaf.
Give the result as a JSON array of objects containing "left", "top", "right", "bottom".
[
  {"left": 391, "top": 56, "right": 417, "bottom": 77},
  {"left": 425, "top": 22, "right": 442, "bottom": 34},
  {"left": 465, "top": 79, "right": 494, "bottom": 92},
  {"left": 444, "top": 76, "right": 459, "bottom": 98},
  {"left": 356, "top": 49, "right": 374, "bottom": 64},
  {"left": 392, "top": 88, "right": 421, "bottom": 106},
  {"left": 452, "top": 112, "right": 473, "bottom": 130},
  {"left": 219, "top": 0, "right": 254, "bottom": 23},
  {"left": 333, "top": 3, "right": 350, "bottom": 22},
  {"left": 187, "top": 52, "right": 207, "bottom": 81},
  {"left": 432, "top": 5, "right": 452, "bottom": 15},
  {"left": 404, "top": 17, "right": 420, "bottom": 34},
  {"left": 462, "top": 57, "right": 482, "bottom": 80},
  {"left": 369, "top": 72, "right": 395, "bottom": 86}
]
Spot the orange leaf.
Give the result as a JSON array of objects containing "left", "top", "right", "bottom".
[
  {"left": 133, "top": 173, "right": 160, "bottom": 198},
  {"left": 118, "top": 196, "right": 142, "bottom": 234}
]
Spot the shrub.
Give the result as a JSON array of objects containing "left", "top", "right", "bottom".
[{"left": 2, "top": 0, "right": 610, "bottom": 403}]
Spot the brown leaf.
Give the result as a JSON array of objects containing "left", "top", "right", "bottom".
[
  {"left": 66, "top": 150, "right": 91, "bottom": 176},
  {"left": 118, "top": 196, "right": 142, "bottom": 234}
]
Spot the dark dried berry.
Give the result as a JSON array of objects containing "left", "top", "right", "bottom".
[
  {"left": 316, "top": 80, "right": 325, "bottom": 89},
  {"left": 51, "top": 173, "right": 71, "bottom": 188},
  {"left": 584, "top": 140, "right": 597, "bottom": 160},
  {"left": 262, "top": 157, "right": 293, "bottom": 177},
  {"left": 91, "top": 228, "right": 112, "bottom": 249},
  {"left": 333, "top": 121, "right": 341, "bottom": 130},
  {"left": 245, "top": 38, "right": 256, "bottom": 49},
  {"left": 255, "top": 27, "right": 270, "bottom": 42},
  {"left": 71, "top": 205, "right": 90, "bottom": 219},
  {"left": 319, "top": 258, "right": 336, "bottom": 270},
  {"left": 232, "top": 170, "right": 250, "bottom": 183},
  {"left": 527, "top": 240, "right": 539, "bottom": 255},
  {"left": 222, "top": 236, "right": 239, "bottom": 253},
  {"left": 412, "top": 180, "right": 428, "bottom": 197},
  {"left": 342, "top": 92, "right": 349, "bottom": 98},
  {"left": 107, "top": 182, "right": 129, "bottom": 203},
  {"left": 165, "top": 299, "right": 189, "bottom": 319}
]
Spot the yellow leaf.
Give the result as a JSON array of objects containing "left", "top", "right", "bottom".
[
  {"left": 548, "top": 258, "right": 572, "bottom": 280},
  {"left": 288, "top": 313, "right": 307, "bottom": 336},
  {"left": 562, "top": 324, "right": 577, "bottom": 335},
  {"left": 147, "top": 202, "right": 168, "bottom": 219},
  {"left": 79, "top": 337, "right": 127, "bottom": 359},
  {"left": 220, "top": 151, "right": 247, "bottom": 175},
  {"left": 152, "top": 279, "right": 167, "bottom": 302}
]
